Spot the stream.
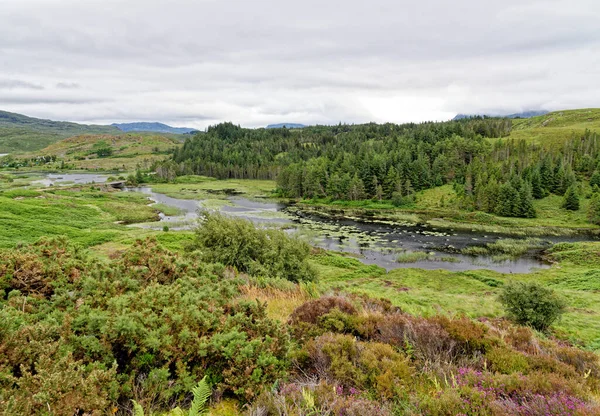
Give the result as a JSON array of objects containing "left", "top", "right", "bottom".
[{"left": 34, "top": 173, "right": 599, "bottom": 273}]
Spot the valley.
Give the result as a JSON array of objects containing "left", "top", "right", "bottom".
[{"left": 2, "top": 109, "right": 600, "bottom": 415}]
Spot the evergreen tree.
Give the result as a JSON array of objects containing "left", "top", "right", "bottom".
[
  {"left": 588, "top": 193, "right": 600, "bottom": 225},
  {"left": 495, "top": 182, "right": 519, "bottom": 217},
  {"left": 530, "top": 170, "right": 544, "bottom": 199},
  {"left": 383, "top": 166, "right": 401, "bottom": 199},
  {"left": 326, "top": 173, "right": 344, "bottom": 199},
  {"left": 518, "top": 182, "right": 536, "bottom": 218},
  {"left": 347, "top": 174, "right": 366, "bottom": 201},
  {"left": 590, "top": 171, "right": 600, "bottom": 188},
  {"left": 562, "top": 185, "right": 580, "bottom": 211}
]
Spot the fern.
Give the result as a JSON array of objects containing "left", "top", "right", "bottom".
[
  {"left": 188, "top": 376, "right": 211, "bottom": 416},
  {"left": 132, "top": 400, "right": 145, "bottom": 416}
]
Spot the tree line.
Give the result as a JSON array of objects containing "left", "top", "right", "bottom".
[{"left": 158, "top": 118, "right": 600, "bottom": 219}]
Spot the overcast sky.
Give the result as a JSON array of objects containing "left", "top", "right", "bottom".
[{"left": 1, "top": 0, "right": 599, "bottom": 128}]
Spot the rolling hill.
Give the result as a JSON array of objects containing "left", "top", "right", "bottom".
[
  {"left": 112, "top": 122, "right": 198, "bottom": 134},
  {"left": 33, "top": 133, "right": 182, "bottom": 170},
  {"left": 508, "top": 108, "right": 600, "bottom": 147},
  {"left": 0, "top": 111, "right": 120, "bottom": 153}
]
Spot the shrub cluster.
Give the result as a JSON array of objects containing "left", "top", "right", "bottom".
[
  {"left": 192, "top": 211, "right": 317, "bottom": 283},
  {"left": 0, "top": 237, "right": 290, "bottom": 414},
  {"left": 264, "top": 294, "right": 600, "bottom": 416}
]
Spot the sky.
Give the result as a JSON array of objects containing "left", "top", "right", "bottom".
[{"left": 0, "top": 0, "right": 599, "bottom": 129}]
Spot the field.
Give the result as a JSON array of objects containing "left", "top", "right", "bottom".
[
  {"left": 509, "top": 108, "right": 600, "bottom": 147},
  {"left": 0, "top": 110, "right": 120, "bottom": 153}
]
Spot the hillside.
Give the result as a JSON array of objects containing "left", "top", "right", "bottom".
[
  {"left": 266, "top": 122, "right": 306, "bottom": 129},
  {"left": 27, "top": 133, "right": 181, "bottom": 170},
  {"left": 453, "top": 110, "right": 548, "bottom": 120},
  {"left": 0, "top": 110, "right": 119, "bottom": 153},
  {"left": 508, "top": 108, "right": 600, "bottom": 147},
  {"left": 112, "top": 122, "right": 198, "bottom": 134}
]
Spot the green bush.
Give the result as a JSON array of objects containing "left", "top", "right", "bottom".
[
  {"left": 193, "top": 211, "right": 317, "bottom": 282},
  {"left": 0, "top": 237, "right": 291, "bottom": 414},
  {"left": 498, "top": 281, "right": 566, "bottom": 331}
]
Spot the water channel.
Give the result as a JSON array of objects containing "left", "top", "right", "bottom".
[{"left": 34, "top": 173, "right": 599, "bottom": 273}]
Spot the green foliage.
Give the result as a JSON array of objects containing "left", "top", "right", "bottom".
[
  {"left": 0, "top": 237, "right": 289, "bottom": 414},
  {"left": 193, "top": 211, "right": 317, "bottom": 282},
  {"left": 588, "top": 193, "right": 600, "bottom": 224},
  {"left": 189, "top": 377, "right": 211, "bottom": 416},
  {"left": 562, "top": 185, "right": 580, "bottom": 211},
  {"left": 498, "top": 281, "right": 567, "bottom": 331}
]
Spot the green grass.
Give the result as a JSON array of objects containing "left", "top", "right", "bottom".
[
  {"left": 0, "top": 187, "right": 160, "bottom": 248},
  {"left": 301, "top": 185, "right": 599, "bottom": 236},
  {"left": 149, "top": 177, "right": 277, "bottom": 200},
  {"left": 311, "top": 247, "right": 600, "bottom": 351},
  {"left": 0, "top": 110, "right": 120, "bottom": 153},
  {"left": 509, "top": 108, "right": 600, "bottom": 147}
]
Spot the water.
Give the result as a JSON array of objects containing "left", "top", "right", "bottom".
[
  {"left": 124, "top": 186, "right": 569, "bottom": 273},
  {"left": 31, "top": 173, "right": 594, "bottom": 273},
  {"left": 32, "top": 173, "right": 111, "bottom": 187}
]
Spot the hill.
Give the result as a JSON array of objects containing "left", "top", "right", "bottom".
[
  {"left": 453, "top": 110, "right": 548, "bottom": 120},
  {"left": 0, "top": 110, "right": 119, "bottom": 153},
  {"left": 266, "top": 123, "right": 306, "bottom": 129},
  {"left": 112, "top": 122, "right": 198, "bottom": 134},
  {"left": 508, "top": 108, "right": 600, "bottom": 147},
  {"left": 28, "top": 133, "right": 181, "bottom": 170}
]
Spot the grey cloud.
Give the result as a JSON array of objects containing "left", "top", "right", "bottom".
[
  {"left": 56, "top": 82, "right": 81, "bottom": 89},
  {"left": 0, "top": 0, "right": 598, "bottom": 127},
  {"left": 0, "top": 79, "right": 44, "bottom": 90}
]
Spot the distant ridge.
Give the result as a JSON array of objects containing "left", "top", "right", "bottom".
[
  {"left": 266, "top": 123, "right": 306, "bottom": 129},
  {"left": 0, "top": 110, "right": 119, "bottom": 153},
  {"left": 453, "top": 110, "right": 549, "bottom": 121},
  {"left": 112, "top": 122, "right": 198, "bottom": 134}
]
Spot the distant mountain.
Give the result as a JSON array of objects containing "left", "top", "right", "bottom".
[
  {"left": 453, "top": 110, "right": 549, "bottom": 121},
  {"left": 266, "top": 123, "right": 306, "bottom": 129},
  {"left": 0, "top": 110, "right": 119, "bottom": 153},
  {"left": 112, "top": 122, "right": 198, "bottom": 134}
]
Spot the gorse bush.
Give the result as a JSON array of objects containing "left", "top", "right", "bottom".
[
  {"left": 498, "top": 281, "right": 567, "bottom": 331},
  {"left": 0, "top": 237, "right": 290, "bottom": 414},
  {"left": 192, "top": 211, "right": 317, "bottom": 282}
]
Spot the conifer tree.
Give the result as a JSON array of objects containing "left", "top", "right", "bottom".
[
  {"left": 590, "top": 171, "right": 600, "bottom": 188},
  {"left": 562, "top": 185, "right": 580, "bottom": 211},
  {"left": 588, "top": 193, "right": 600, "bottom": 225},
  {"left": 495, "top": 182, "right": 519, "bottom": 217},
  {"left": 518, "top": 182, "right": 537, "bottom": 218},
  {"left": 530, "top": 170, "right": 544, "bottom": 199}
]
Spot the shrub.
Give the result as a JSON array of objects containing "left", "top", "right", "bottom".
[
  {"left": 288, "top": 296, "right": 356, "bottom": 325},
  {"left": 0, "top": 237, "right": 291, "bottom": 414},
  {"left": 193, "top": 212, "right": 316, "bottom": 282},
  {"left": 498, "top": 282, "right": 566, "bottom": 331},
  {"left": 485, "top": 347, "right": 530, "bottom": 374}
]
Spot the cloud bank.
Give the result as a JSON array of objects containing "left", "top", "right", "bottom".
[{"left": 0, "top": 0, "right": 598, "bottom": 128}]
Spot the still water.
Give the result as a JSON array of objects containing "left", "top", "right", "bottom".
[{"left": 33, "top": 173, "right": 596, "bottom": 273}]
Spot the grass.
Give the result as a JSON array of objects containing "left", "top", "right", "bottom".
[
  {"left": 300, "top": 185, "right": 599, "bottom": 236},
  {"left": 509, "top": 108, "right": 600, "bottom": 147},
  {"left": 0, "top": 110, "right": 120, "bottom": 153},
  {"left": 396, "top": 251, "right": 431, "bottom": 263},
  {"left": 462, "top": 238, "right": 546, "bottom": 258},
  {"left": 0, "top": 187, "right": 160, "bottom": 248},
  {"left": 14, "top": 133, "right": 182, "bottom": 170},
  {"left": 310, "top": 248, "right": 600, "bottom": 351},
  {"left": 149, "top": 177, "right": 277, "bottom": 200}
]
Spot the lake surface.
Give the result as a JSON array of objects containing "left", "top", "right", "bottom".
[
  {"left": 33, "top": 172, "right": 110, "bottom": 187},
  {"left": 32, "top": 173, "right": 596, "bottom": 273},
  {"left": 125, "top": 185, "right": 565, "bottom": 273}
]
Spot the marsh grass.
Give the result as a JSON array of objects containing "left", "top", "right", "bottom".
[
  {"left": 462, "top": 238, "right": 547, "bottom": 258},
  {"left": 238, "top": 283, "right": 316, "bottom": 321}
]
